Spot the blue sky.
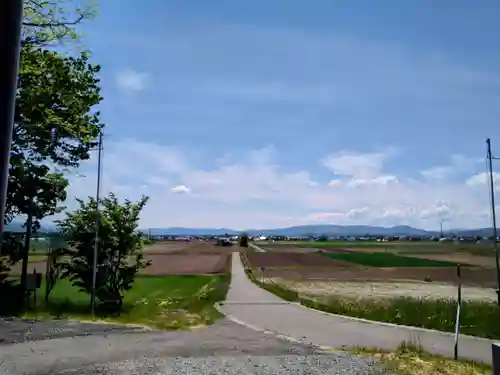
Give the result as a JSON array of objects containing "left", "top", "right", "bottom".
[{"left": 63, "top": 0, "right": 500, "bottom": 230}]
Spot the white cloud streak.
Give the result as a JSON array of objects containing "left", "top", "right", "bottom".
[{"left": 61, "top": 138, "right": 497, "bottom": 230}]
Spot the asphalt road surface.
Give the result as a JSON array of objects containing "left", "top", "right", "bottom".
[{"left": 0, "top": 318, "right": 387, "bottom": 375}]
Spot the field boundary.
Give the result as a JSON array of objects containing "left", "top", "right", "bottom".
[
  {"left": 249, "top": 243, "right": 267, "bottom": 252},
  {"left": 238, "top": 251, "right": 498, "bottom": 364}
]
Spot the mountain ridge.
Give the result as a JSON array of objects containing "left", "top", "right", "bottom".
[
  {"left": 143, "top": 224, "right": 495, "bottom": 237},
  {"left": 5, "top": 222, "right": 494, "bottom": 237}
]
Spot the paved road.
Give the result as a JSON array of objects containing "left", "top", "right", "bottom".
[
  {"left": 0, "top": 317, "right": 383, "bottom": 374},
  {"left": 220, "top": 252, "right": 494, "bottom": 364}
]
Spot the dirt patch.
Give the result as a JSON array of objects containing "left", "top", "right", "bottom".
[
  {"left": 246, "top": 252, "right": 354, "bottom": 268},
  {"left": 271, "top": 279, "right": 497, "bottom": 302},
  {"left": 259, "top": 266, "right": 498, "bottom": 288},
  {"left": 401, "top": 252, "right": 496, "bottom": 268},
  {"left": 9, "top": 252, "right": 231, "bottom": 277},
  {"left": 144, "top": 241, "right": 196, "bottom": 253},
  {"left": 260, "top": 246, "right": 322, "bottom": 253},
  {"left": 145, "top": 241, "right": 235, "bottom": 255},
  {"left": 143, "top": 253, "right": 231, "bottom": 275}
]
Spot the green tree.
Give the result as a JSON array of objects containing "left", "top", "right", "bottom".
[
  {"left": 1, "top": 0, "right": 101, "bottom": 287},
  {"left": 2, "top": 46, "right": 103, "bottom": 286},
  {"left": 7, "top": 46, "right": 102, "bottom": 224},
  {"left": 13, "top": 46, "right": 102, "bottom": 168},
  {"left": 23, "top": 0, "right": 98, "bottom": 46},
  {"left": 57, "top": 194, "right": 151, "bottom": 310}
]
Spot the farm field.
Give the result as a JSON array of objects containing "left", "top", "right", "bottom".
[
  {"left": 245, "top": 252, "right": 354, "bottom": 268},
  {"left": 270, "top": 279, "right": 498, "bottom": 302},
  {"left": 144, "top": 240, "right": 241, "bottom": 254},
  {"left": 243, "top": 246, "right": 497, "bottom": 287},
  {"left": 318, "top": 251, "right": 459, "bottom": 267},
  {"left": 260, "top": 242, "right": 496, "bottom": 267},
  {"left": 254, "top": 264, "right": 497, "bottom": 287},
  {"left": 264, "top": 240, "right": 494, "bottom": 252},
  {"left": 12, "top": 241, "right": 232, "bottom": 276}
]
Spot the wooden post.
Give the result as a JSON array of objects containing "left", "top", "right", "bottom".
[
  {"left": 33, "top": 268, "right": 37, "bottom": 311},
  {"left": 454, "top": 264, "right": 462, "bottom": 360}
]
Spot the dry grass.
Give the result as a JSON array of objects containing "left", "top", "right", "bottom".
[{"left": 350, "top": 343, "right": 492, "bottom": 375}]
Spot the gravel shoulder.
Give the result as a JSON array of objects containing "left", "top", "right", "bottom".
[
  {"left": 0, "top": 318, "right": 383, "bottom": 375},
  {"left": 0, "top": 317, "right": 150, "bottom": 345}
]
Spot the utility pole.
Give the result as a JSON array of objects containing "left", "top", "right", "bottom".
[
  {"left": 486, "top": 138, "right": 500, "bottom": 306},
  {"left": 0, "top": 0, "right": 24, "bottom": 240},
  {"left": 90, "top": 132, "right": 103, "bottom": 318},
  {"left": 440, "top": 220, "right": 443, "bottom": 239}
]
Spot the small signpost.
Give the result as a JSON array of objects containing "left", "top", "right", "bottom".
[{"left": 26, "top": 268, "right": 42, "bottom": 310}]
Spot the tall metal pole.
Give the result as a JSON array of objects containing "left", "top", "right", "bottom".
[
  {"left": 90, "top": 132, "right": 103, "bottom": 317},
  {"left": 486, "top": 138, "right": 500, "bottom": 306},
  {"left": 0, "top": 0, "right": 24, "bottom": 240}
]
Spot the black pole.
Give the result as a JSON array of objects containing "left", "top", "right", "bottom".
[
  {"left": 486, "top": 138, "right": 500, "bottom": 306},
  {"left": 454, "top": 264, "right": 462, "bottom": 360},
  {"left": 90, "top": 132, "right": 103, "bottom": 318},
  {"left": 0, "top": 0, "right": 24, "bottom": 239},
  {"left": 20, "top": 196, "right": 34, "bottom": 292}
]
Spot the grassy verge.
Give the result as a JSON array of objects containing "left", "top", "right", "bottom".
[
  {"left": 319, "top": 251, "right": 461, "bottom": 267},
  {"left": 300, "top": 295, "right": 500, "bottom": 339},
  {"left": 350, "top": 343, "right": 493, "bottom": 375},
  {"left": 28, "top": 254, "right": 48, "bottom": 262},
  {"left": 19, "top": 275, "right": 230, "bottom": 330},
  {"left": 239, "top": 252, "right": 500, "bottom": 339}
]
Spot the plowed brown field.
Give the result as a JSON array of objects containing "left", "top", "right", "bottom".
[
  {"left": 258, "top": 266, "right": 497, "bottom": 288},
  {"left": 13, "top": 241, "right": 232, "bottom": 276},
  {"left": 144, "top": 241, "right": 226, "bottom": 254},
  {"left": 246, "top": 252, "right": 354, "bottom": 268},
  {"left": 142, "top": 253, "right": 231, "bottom": 275}
]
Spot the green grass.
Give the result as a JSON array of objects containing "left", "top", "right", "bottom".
[
  {"left": 300, "top": 296, "right": 500, "bottom": 340},
  {"left": 21, "top": 275, "right": 230, "bottom": 330},
  {"left": 319, "top": 251, "right": 460, "bottom": 267},
  {"left": 28, "top": 254, "right": 48, "bottom": 262},
  {"left": 349, "top": 343, "right": 493, "bottom": 374}
]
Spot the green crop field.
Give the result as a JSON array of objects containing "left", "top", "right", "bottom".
[{"left": 318, "top": 251, "right": 460, "bottom": 267}]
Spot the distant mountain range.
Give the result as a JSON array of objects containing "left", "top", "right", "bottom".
[
  {"left": 5, "top": 222, "right": 494, "bottom": 237},
  {"left": 143, "top": 225, "right": 495, "bottom": 237}
]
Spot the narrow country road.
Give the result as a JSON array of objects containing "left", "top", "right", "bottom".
[{"left": 220, "top": 252, "right": 493, "bottom": 364}]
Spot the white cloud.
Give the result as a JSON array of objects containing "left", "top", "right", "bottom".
[
  {"left": 322, "top": 148, "right": 397, "bottom": 179},
  {"left": 170, "top": 185, "right": 191, "bottom": 194},
  {"left": 61, "top": 138, "right": 498, "bottom": 230},
  {"left": 115, "top": 69, "right": 149, "bottom": 91},
  {"left": 466, "top": 172, "right": 500, "bottom": 189},
  {"left": 421, "top": 154, "right": 482, "bottom": 180}
]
